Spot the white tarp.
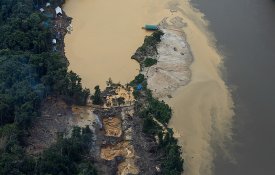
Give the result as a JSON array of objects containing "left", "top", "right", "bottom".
[
  {"left": 52, "top": 39, "right": 57, "bottom": 44},
  {"left": 55, "top": 6, "right": 62, "bottom": 15}
]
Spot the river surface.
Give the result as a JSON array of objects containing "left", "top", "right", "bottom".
[
  {"left": 190, "top": 0, "right": 275, "bottom": 174},
  {"left": 64, "top": 0, "right": 235, "bottom": 175}
]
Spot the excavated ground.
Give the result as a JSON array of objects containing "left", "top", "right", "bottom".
[
  {"left": 95, "top": 85, "right": 139, "bottom": 175},
  {"left": 105, "top": 86, "right": 135, "bottom": 107},
  {"left": 117, "top": 159, "right": 139, "bottom": 175},
  {"left": 100, "top": 141, "right": 134, "bottom": 160},
  {"left": 102, "top": 116, "right": 122, "bottom": 137},
  {"left": 26, "top": 97, "right": 72, "bottom": 155},
  {"left": 26, "top": 97, "right": 96, "bottom": 155}
]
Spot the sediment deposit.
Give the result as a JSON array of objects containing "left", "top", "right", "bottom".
[{"left": 142, "top": 28, "right": 192, "bottom": 98}]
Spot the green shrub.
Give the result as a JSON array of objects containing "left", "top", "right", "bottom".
[
  {"left": 160, "top": 129, "right": 184, "bottom": 175},
  {"left": 91, "top": 85, "right": 103, "bottom": 105},
  {"left": 144, "top": 57, "right": 157, "bottom": 67},
  {"left": 146, "top": 98, "right": 172, "bottom": 125},
  {"left": 142, "top": 117, "right": 162, "bottom": 135},
  {"left": 130, "top": 74, "right": 145, "bottom": 86}
]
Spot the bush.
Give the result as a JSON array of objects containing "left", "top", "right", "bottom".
[
  {"left": 160, "top": 129, "right": 184, "bottom": 175},
  {"left": 0, "top": 124, "right": 36, "bottom": 174},
  {"left": 130, "top": 74, "right": 145, "bottom": 86},
  {"left": 142, "top": 117, "right": 162, "bottom": 135},
  {"left": 143, "top": 98, "right": 172, "bottom": 125},
  {"left": 91, "top": 85, "right": 103, "bottom": 105},
  {"left": 132, "top": 30, "right": 164, "bottom": 63},
  {"left": 144, "top": 57, "right": 157, "bottom": 67}
]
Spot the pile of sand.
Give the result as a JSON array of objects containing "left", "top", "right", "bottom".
[{"left": 142, "top": 29, "right": 192, "bottom": 98}]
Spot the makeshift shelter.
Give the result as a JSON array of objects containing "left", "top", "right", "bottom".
[
  {"left": 52, "top": 39, "right": 57, "bottom": 44},
  {"left": 55, "top": 6, "right": 62, "bottom": 16},
  {"left": 39, "top": 8, "right": 45, "bottom": 13},
  {"left": 46, "top": 2, "right": 51, "bottom": 7}
]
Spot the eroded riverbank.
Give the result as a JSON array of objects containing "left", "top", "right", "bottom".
[{"left": 64, "top": 0, "right": 235, "bottom": 174}]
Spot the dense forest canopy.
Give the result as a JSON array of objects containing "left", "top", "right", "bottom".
[
  {"left": 0, "top": 0, "right": 89, "bottom": 128},
  {"left": 0, "top": 0, "right": 94, "bottom": 174}
]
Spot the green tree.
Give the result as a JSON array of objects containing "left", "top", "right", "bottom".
[
  {"left": 117, "top": 97, "right": 125, "bottom": 106},
  {"left": 144, "top": 57, "right": 157, "bottom": 67},
  {"left": 91, "top": 86, "right": 103, "bottom": 105},
  {"left": 78, "top": 163, "right": 97, "bottom": 175},
  {"left": 38, "top": 126, "right": 97, "bottom": 175}
]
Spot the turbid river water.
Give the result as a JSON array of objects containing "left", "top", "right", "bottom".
[{"left": 64, "top": 0, "right": 235, "bottom": 175}]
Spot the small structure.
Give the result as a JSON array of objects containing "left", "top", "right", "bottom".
[
  {"left": 55, "top": 6, "right": 62, "bottom": 16},
  {"left": 52, "top": 39, "right": 57, "bottom": 44},
  {"left": 142, "top": 24, "right": 159, "bottom": 31},
  {"left": 39, "top": 8, "right": 45, "bottom": 13},
  {"left": 46, "top": 2, "right": 51, "bottom": 7}
]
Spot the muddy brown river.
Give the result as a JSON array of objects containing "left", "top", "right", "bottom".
[{"left": 64, "top": 0, "right": 234, "bottom": 174}]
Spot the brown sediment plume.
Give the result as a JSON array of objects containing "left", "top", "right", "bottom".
[{"left": 166, "top": 2, "right": 235, "bottom": 175}]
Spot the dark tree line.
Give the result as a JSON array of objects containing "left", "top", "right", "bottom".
[{"left": 131, "top": 72, "right": 184, "bottom": 175}]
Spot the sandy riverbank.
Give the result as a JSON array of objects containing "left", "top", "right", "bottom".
[
  {"left": 64, "top": 0, "right": 235, "bottom": 174},
  {"left": 141, "top": 27, "right": 193, "bottom": 98}
]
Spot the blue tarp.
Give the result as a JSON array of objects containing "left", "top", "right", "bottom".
[{"left": 137, "top": 84, "right": 143, "bottom": 91}]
